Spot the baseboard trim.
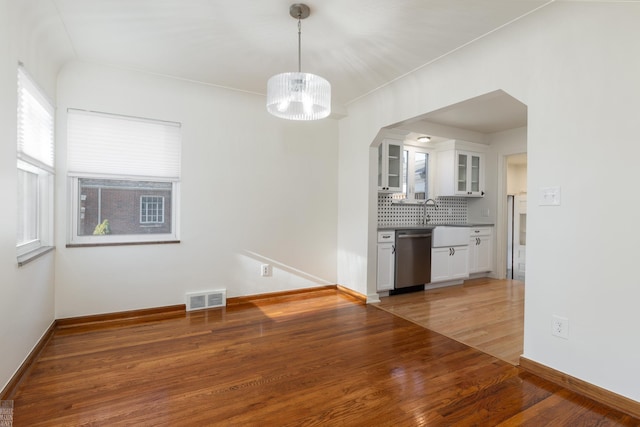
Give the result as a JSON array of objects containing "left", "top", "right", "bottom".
[
  {"left": 519, "top": 356, "right": 640, "bottom": 419},
  {"left": 336, "top": 285, "right": 367, "bottom": 304},
  {"left": 56, "top": 304, "right": 186, "bottom": 329},
  {"left": 1, "top": 321, "right": 56, "bottom": 400},
  {"left": 226, "top": 285, "right": 339, "bottom": 306}
]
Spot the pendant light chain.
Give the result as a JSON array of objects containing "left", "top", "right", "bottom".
[{"left": 297, "top": 18, "right": 302, "bottom": 73}]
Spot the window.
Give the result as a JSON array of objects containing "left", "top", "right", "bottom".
[
  {"left": 16, "top": 65, "right": 55, "bottom": 259},
  {"left": 67, "top": 110, "right": 181, "bottom": 245},
  {"left": 140, "top": 196, "right": 165, "bottom": 224},
  {"left": 400, "top": 146, "right": 430, "bottom": 201}
]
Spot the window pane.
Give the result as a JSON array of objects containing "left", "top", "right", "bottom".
[
  {"left": 17, "top": 168, "right": 38, "bottom": 245},
  {"left": 140, "top": 196, "right": 165, "bottom": 224},
  {"left": 402, "top": 150, "right": 408, "bottom": 197},
  {"left": 78, "top": 178, "right": 172, "bottom": 236},
  {"left": 457, "top": 154, "right": 467, "bottom": 192},
  {"left": 17, "top": 66, "right": 54, "bottom": 169},
  {"left": 471, "top": 155, "right": 480, "bottom": 192},
  {"left": 16, "top": 65, "right": 54, "bottom": 256},
  {"left": 378, "top": 146, "right": 383, "bottom": 187},
  {"left": 414, "top": 152, "right": 427, "bottom": 200}
]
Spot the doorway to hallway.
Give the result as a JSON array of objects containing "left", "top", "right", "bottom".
[{"left": 506, "top": 153, "right": 527, "bottom": 281}]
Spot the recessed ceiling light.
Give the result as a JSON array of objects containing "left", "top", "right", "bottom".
[{"left": 417, "top": 136, "right": 431, "bottom": 143}]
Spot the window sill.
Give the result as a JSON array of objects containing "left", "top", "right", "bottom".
[
  {"left": 17, "top": 246, "right": 55, "bottom": 267},
  {"left": 66, "top": 240, "right": 180, "bottom": 248}
]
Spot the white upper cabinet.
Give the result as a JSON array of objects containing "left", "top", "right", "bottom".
[
  {"left": 436, "top": 141, "right": 486, "bottom": 197},
  {"left": 456, "top": 150, "right": 484, "bottom": 196},
  {"left": 378, "top": 139, "right": 403, "bottom": 193}
]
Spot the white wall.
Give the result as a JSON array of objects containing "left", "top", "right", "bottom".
[
  {"left": 0, "top": 0, "right": 73, "bottom": 393},
  {"left": 338, "top": 2, "right": 640, "bottom": 401},
  {"left": 507, "top": 164, "right": 527, "bottom": 195},
  {"left": 54, "top": 61, "right": 339, "bottom": 318}
]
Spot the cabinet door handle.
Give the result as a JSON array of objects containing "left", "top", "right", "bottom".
[
  {"left": 392, "top": 245, "right": 396, "bottom": 254},
  {"left": 452, "top": 248, "right": 455, "bottom": 256}
]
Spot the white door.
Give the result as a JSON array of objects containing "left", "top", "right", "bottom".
[
  {"left": 431, "top": 247, "right": 451, "bottom": 282},
  {"left": 450, "top": 246, "right": 469, "bottom": 280},
  {"left": 475, "top": 236, "right": 493, "bottom": 273},
  {"left": 505, "top": 153, "right": 527, "bottom": 281},
  {"left": 513, "top": 195, "right": 527, "bottom": 281},
  {"left": 377, "top": 243, "right": 395, "bottom": 291}
]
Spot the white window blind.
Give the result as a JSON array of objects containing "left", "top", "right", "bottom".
[
  {"left": 67, "top": 109, "right": 182, "bottom": 179},
  {"left": 17, "top": 66, "right": 55, "bottom": 171}
]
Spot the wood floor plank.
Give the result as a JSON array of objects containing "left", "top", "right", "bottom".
[
  {"left": 375, "top": 277, "right": 525, "bottom": 365},
  {"left": 11, "top": 288, "right": 638, "bottom": 426}
]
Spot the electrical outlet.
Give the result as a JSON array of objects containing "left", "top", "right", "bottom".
[
  {"left": 261, "top": 264, "right": 272, "bottom": 277},
  {"left": 552, "top": 315, "right": 569, "bottom": 339}
]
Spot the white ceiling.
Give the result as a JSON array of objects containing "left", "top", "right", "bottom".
[{"left": 50, "top": 0, "right": 551, "bottom": 112}]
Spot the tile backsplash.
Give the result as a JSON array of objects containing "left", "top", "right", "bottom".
[{"left": 377, "top": 194, "right": 468, "bottom": 226}]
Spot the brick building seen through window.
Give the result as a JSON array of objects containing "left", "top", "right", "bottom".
[{"left": 79, "top": 179, "right": 172, "bottom": 236}]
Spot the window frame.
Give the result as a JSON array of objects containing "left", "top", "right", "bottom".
[
  {"left": 16, "top": 65, "right": 55, "bottom": 261},
  {"left": 68, "top": 175, "right": 179, "bottom": 246},
  {"left": 66, "top": 109, "right": 181, "bottom": 247}
]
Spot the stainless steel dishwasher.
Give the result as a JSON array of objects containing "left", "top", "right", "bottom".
[{"left": 394, "top": 229, "right": 432, "bottom": 292}]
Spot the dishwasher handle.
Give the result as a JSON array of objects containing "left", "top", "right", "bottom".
[{"left": 397, "top": 233, "right": 432, "bottom": 239}]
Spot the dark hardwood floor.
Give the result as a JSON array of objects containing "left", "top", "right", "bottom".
[{"left": 10, "top": 289, "right": 639, "bottom": 426}]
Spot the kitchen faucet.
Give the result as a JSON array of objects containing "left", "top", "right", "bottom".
[{"left": 423, "top": 198, "right": 438, "bottom": 224}]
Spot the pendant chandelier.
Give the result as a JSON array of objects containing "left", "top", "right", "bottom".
[{"left": 266, "top": 3, "right": 331, "bottom": 121}]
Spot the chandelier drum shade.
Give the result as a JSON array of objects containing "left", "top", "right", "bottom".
[{"left": 266, "top": 4, "right": 331, "bottom": 121}]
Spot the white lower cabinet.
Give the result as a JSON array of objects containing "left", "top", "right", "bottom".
[
  {"left": 377, "top": 231, "right": 395, "bottom": 291},
  {"left": 431, "top": 246, "right": 469, "bottom": 283},
  {"left": 469, "top": 227, "right": 493, "bottom": 274}
]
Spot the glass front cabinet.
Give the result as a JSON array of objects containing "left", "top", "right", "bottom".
[
  {"left": 378, "top": 139, "right": 403, "bottom": 192},
  {"left": 456, "top": 150, "right": 484, "bottom": 196},
  {"left": 436, "top": 142, "right": 485, "bottom": 198}
]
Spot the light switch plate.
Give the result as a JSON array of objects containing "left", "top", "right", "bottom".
[{"left": 539, "top": 186, "right": 561, "bottom": 206}]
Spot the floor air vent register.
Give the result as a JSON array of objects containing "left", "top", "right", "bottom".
[{"left": 186, "top": 290, "right": 226, "bottom": 311}]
